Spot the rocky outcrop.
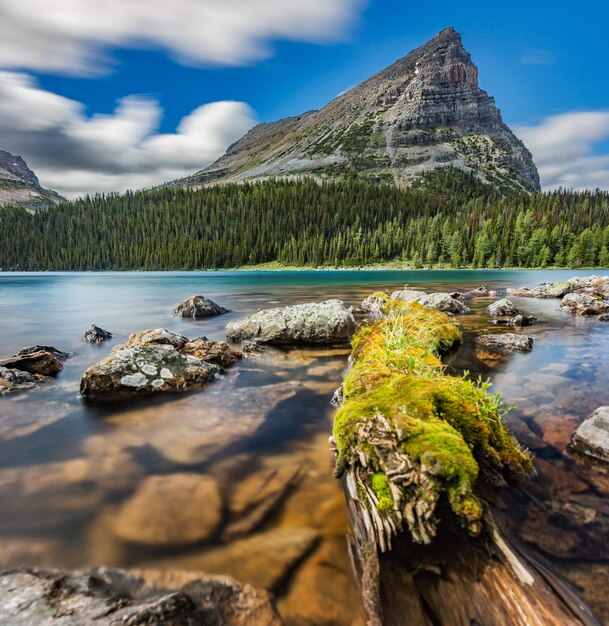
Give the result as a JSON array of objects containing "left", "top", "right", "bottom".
[
  {"left": 567, "top": 275, "right": 609, "bottom": 296},
  {"left": 0, "top": 568, "right": 282, "bottom": 626},
  {"left": 571, "top": 407, "right": 609, "bottom": 462},
  {"left": 226, "top": 300, "right": 355, "bottom": 345},
  {"left": 487, "top": 298, "right": 518, "bottom": 316},
  {"left": 112, "top": 474, "right": 222, "bottom": 545},
  {"left": 181, "top": 28, "right": 540, "bottom": 193},
  {"left": 173, "top": 295, "right": 230, "bottom": 318},
  {"left": 80, "top": 328, "right": 240, "bottom": 401},
  {"left": 82, "top": 324, "right": 113, "bottom": 344},
  {"left": 561, "top": 293, "right": 609, "bottom": 316},
  {"left": 0, "top": 149, "right": 64, "bottom": 209},
  {"left": 475, "top": 333, "right": 534, "bottom": 351}
]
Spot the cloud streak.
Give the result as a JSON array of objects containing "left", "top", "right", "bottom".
[
  {"left": 516, "top": 111, "right": 609, "bottom": 191},
  {"left": 0, "top": 71, "right": 256, "bottom": 197},
  {"left": 0, "top": 0, "right": 364, "bottom": 75}
]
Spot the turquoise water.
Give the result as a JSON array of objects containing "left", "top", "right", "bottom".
[{"left": 1, "top": 269, "right": 608, "bottom": 624}]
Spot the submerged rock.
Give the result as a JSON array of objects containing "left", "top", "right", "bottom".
[
  {"left": 487, "top": 298, "right": 518, "bottom": 316},
  {"left": 571, "top": 406, "right": 609, "bottom": 462},
  {"left": 226, "top": 300, "right": 355, "bottom": 345},
  {"left": 490, "top": 314, "right": 537, "bottom": 327},
  {"left": 560, "top": 293, "right": 609, "bottom": 316},
  {"left": 0, "top": 568, "right": 282, "bottom": 626},
  {"left": 173, "top": 295, "right": 230, "bottom": 318},
  {"left": 0, "top": 350, "right": 63, "bottom": 377},
  {"left": 475, "top": 333, "right": 534, "bottom": 352},
  {"left": 113, "top": 473, "right": 222, "bottom": 546},
  {"left": 80, "top": 328, "right": 237, "bottom": 401},
  {"left": 82, "top": 324, "right": 113, "bottom": 344}
]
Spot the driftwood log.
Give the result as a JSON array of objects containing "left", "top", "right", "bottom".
[{"left": 332, "top": 300, "right": 600, "bottom": 626}]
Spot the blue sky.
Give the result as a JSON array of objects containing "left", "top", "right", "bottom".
[{"left": 0, "top": 0, "right": 607, "bottom": 196}]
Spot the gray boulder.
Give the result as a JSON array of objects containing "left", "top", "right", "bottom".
[
  {"left": 571, "top": 406, "right": 609, "bottom": 462},
  {"left": 390, "top": 288, "right": 427, "bottom": 302},
  {"left": 507, "top": 282, "right": 571, "bottom": 299},
  {"left": 0, "top": 367, "right": 38, "bottom": 394},
  {"left": 226, "top": 300, "right": 355, "bottom": 345},
  {"left": 491, "top": 314, "right": 537, "bottom": 327},
  {"left": 417, "top": 292, "right": 470, "bottom": 314},
  {"left": 487, "top": 298, "right": 519, "bottom": 316},
  {"left": 475, "top": 333, "right": 533, "bottom": 352},
  {"left": 80, "top": 328, "right": 240, "bottom": 401},
  {"left": 83, "top": 324, "right": 113, "bottom": 344},
  {"left": 0, "top": 568, "right": 282, "bottom": 626},
  {"left": 359, "top": 292, "right": 390, "bottom": 316},
  {"left": 173, "top": 295, "right": 230, "bottom": 318},
  {"left": 560, "top": 293, "right": 609, "bottom": 316}
]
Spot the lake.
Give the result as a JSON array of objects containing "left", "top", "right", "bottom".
[{"left": 1, "top": 269, "right": 608, "bottom": 624}]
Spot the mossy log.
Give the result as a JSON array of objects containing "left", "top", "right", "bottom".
[{"left": 332, "top": 301, "right": 600, "bottom": 626}]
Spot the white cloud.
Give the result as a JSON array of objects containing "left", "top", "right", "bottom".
[
  {"left": 0, "top": 71, "right": 256, "bottom": 197},
  {"left": 0, "top": 0, "right": 363, "bottom": 75},
  {"left": 515, "top": 111, "right": 609, "bottom": 191}
]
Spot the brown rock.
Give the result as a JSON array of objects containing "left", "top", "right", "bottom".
[
  {"left": 182, "top": 337, "right": 242, "bottom": 368},
  {"left": 0, "top": 350, "right": 62, "bottom": 376},
  {"left": 113, "top": 473, "right": 222, "bottom": 546}
]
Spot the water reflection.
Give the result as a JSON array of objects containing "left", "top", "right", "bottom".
[{"left": 0, "top": 270, "right": 608, "bottom": 624}]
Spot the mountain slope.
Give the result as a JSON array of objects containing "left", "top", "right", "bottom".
[
  {"left": 182, "top": 28, "right": 540, "bottom": 192},
  {"left": 0, "top": 150, "right": 64, "bottom": 209}
]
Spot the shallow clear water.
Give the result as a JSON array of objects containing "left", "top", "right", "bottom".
[{"left": 1, "top": 269, "right": 608, "bottom": 624}]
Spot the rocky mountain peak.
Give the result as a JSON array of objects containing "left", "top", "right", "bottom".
[
  {"left": 183, "top": 28, "right": 540, "bottom": 193},
  {"left": 0, "top": 150, "right": 40, "bottom": 186}
]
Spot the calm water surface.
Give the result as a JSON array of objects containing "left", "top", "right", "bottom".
[{"left": 1, "top": 270, "right": 608, "bottom": 624}]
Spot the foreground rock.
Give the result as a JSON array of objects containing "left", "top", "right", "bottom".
[
  {"left": 490, "top": 314, "right": 537, "bottom": 327},
  {"left": 173, "top": 295, "right": 230, "bottom": 318},
  {"left": 487, "top": 298, "right": 518, "bottom": 316},
  {"left": 475, "top": 333, "right": 534, "bottom": 352},
  {"left": 0, "top": 350, "right": 62, "bottom": 377},
  {"left": 82, "top": 324, "right": 113, "bottom": 343},
  {"left": 571, "top": 406, "right": 609, "bottom": 462},
  {"left": 80, "top": 328, "right": 240, "bottom": 401},
  {"left": 226, "top": 300, "right": 355, "bottom": 345},
  {"left": 0, "top": 568, "right": 282, "bottom": 626},
  {"left": 561, "top": 293, "right": 609, "bottom": 316},
  {"left": 113, "top": 473, "right": 222, "bottom": 545}
]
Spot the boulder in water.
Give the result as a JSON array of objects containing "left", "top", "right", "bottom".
[
  {"left": 600, "top": 313, "right": 609, "bottom": 322},
  {"left": 560, "top": 293, "right": 609, "bottom": 316},
  {"left": 226, "top": 300, "right": 355, "bottom": 345},
  {"left": 0, "top": 350, "right": 62, "bottom": 377},
  {"left": 571, "top": 406, "right": 609, "bottom": 462},
  {"left": 490, "top": 314, "right": 538, "bottom": 327},
  {"left": 390, "top": 288, "right": 427, "bottom": 302},
  {"left": 475, "top": 333, "right": 534, "bottom": 352},
  {"left": 417, "top": 292, "right": 470, "bottom": 314},
  {"left": 83, "top": 324, "right": 113, "bottom": 344},
  {"left": 173, "top": 295, "right": 230, "bottom": 318},
  {"left": 487, "top": 298, "right": 519, "bottom": 316}
]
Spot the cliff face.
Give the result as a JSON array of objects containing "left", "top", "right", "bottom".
[
  {"left": 0, "top": 150, "right": 63, "bottom": 209},
  {"left": 184, "top": 28, "right": 540, "bottom": 192}
]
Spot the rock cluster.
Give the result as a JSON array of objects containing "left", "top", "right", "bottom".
[
  {"left": 173, "top": 295, "right": 230, "bottom": 318},
  {"left": 80, "top": 328, "right": 240, "bottom": 401},
  {"left": 226, "top": 300, "right": 355, "bottom": 345}
]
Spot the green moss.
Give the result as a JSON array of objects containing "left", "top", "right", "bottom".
[{"left": 372, "top": 473, "right": 394, "bottom": 511}]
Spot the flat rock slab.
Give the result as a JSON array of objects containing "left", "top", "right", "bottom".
[
  {"left": 571, "top": 406, "right": 609, "bottom": 462},
  {"left": 173, "top": 295, "right": 230, "bottom": 318},
  {"left": 226, "top": 300, "right": 355, "bottom": 345},
  {"left": 561, "top": 293, "right": 609, "bottom": 316},
  {"left": 0, "top": 568, "right": 282, "bottom": 626},
  {"left": 113, "top": 473, "right": 222, "bottom": 546},
  {"left": 475, "top": 333, "right": 533, "bottom": 351}
]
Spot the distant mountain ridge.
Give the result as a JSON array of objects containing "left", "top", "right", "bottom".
[
  {"left": 0, "top": 150, "right": 64, "bottom": 209},
  {"left": 181, "top": 28, "right": 540, "bottom": 192}
]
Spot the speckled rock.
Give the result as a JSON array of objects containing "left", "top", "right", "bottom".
[
  {"left": 82, "top": 324, "right": 113, "bottom": 344},
  {"left": 418, "top": 292, "right": 470, "bottom": 314},
  {"left": 0, "top": 568, "right": 282, "bottom": 626},
  {"left": 173, "top": 295, "right": 230, "bottom": 318},
  {"left": 226, "top": 300, "right": 355, "bottom": 345},
  {"left": 182, "top": 336, "right": 241, "bottom": 368},
  {"left": 487, "top": 298, "right": 518, "bottom": 316},
  {"left": 560, "top": 293, "right": 609, "bottom": 316},
  {"left": 112, "top": 473, "right": 222, "bottom": 545},
  {"left": 79, "top": 328, "right": 233, "bottom": 401},
  {"left": 475, "top": 333, "right": 533, "bottom": 352},
  {"left": 571, "top": 407, "right": 609, "bottom": 462},
  {"left": 0, "top": 366, "right": 39, "bottom": 394}
]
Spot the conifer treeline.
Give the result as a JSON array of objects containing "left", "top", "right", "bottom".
[{"left": 1, "top": 169, "right": 608, "bottom": 270}]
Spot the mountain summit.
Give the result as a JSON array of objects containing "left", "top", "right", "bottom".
[{"left": 184, "top": 28, "right": 540, "bottom": 192}]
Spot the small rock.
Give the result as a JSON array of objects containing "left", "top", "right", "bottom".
[
  {"left": 487, "top": 298, "right": 519, "bottom": 316},
  {"left": 599, "top": 313, "right": 609, "bottom": 322},
  {"left": 113, "top": 473, "right": 222, "bottom": 546},
  {"left": 571, "top": 406, "right": 609, "bottom": 462},
  {"left": 83, "top": 324, "right": 113, "bottom": 344},
  {"left": 467, "top": 286, "right": 490, "bottom": 297},
  {"left": 226, "top": 300, "right": 355, "bottom": 345},
  {"left": 490, "top": 314, "right": 538, "bottom": 327},
  {"left": 173, "top": 295, "right": 230, "bottom": 318},
  {"left": 560, "top": 293, "right": 609, "bottom": 316},
  {"left": 475, "top": 333, "right": 533, "bottom": 352},
  {"left": 0, "top": 350, "right": 62, "bottom": 377}
]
